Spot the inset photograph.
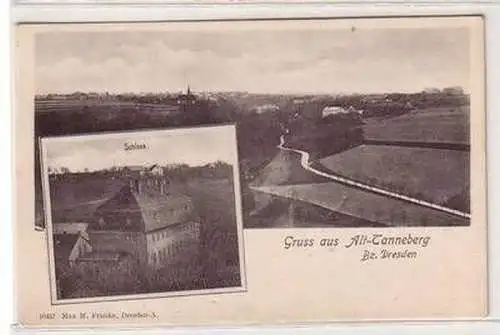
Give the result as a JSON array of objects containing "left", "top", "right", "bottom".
[{"left": 40, "top": 125, "right": 246, "bottom": 304}]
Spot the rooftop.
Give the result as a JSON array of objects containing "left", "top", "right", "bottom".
[
  {"left": 53, "top": 234, "right": 79, "bottom": 261},
  {"left": 91, "top": 183, "right": 198, "bottom": 233}
]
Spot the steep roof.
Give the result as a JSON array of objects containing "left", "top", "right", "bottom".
[{"left": 92, "top": 183, "right": 198, "bottom": 233}]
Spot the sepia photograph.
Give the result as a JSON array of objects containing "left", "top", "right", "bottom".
[
  {"left": 33, "top": 19, "right": 471, "bottom": 230},
  {"left": 15, "top": 17, "right": 486, "bottom": 325},
  {"left": 40, "top": 125, "right": 246, "bottom": 304}
]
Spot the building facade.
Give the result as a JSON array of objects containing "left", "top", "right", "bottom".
[{"left": 88, "top": 170, "right": 201, "bottom": 270}]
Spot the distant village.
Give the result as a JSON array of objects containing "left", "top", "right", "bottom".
[{"left": 35, "top": 85, "right": 468, "bottom": 124}]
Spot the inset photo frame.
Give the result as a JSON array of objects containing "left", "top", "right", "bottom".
[{"left": 39, "top": 125, "right": 247, "bottom": 304}]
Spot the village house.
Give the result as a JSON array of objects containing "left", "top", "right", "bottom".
[
  {"left": 126, "top": 164, "right": 164, "bottom": 177},
  {"left": 321, "top": 106, "right": 350, "bottom": 118},
  {"left": 53, "top": 222, "right": 92, "bottom": 267},
  {"left": 251, "top": 104, "right": 280, "bottom": 115}
]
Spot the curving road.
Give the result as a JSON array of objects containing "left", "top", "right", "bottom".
[{"left": 275, "top": 135, "right": 471, "bottom": 219}]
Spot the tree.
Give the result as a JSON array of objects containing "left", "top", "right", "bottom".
[{"left": 60, "top": 167, "right": 70, "bottom": 174}]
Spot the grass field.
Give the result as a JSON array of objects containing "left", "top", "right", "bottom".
[
  {"left": 246, "top": 194, "right": 386, "bottom": 228},
  {"left": 246, "top": 150, "right": 330, "bottom": 218},
  {"left": 251, "top": 182, "right": 468, "bottom": 227},
  {"left": 363, "top": 107, "right": 469, "bottom": 144},
  {"left": 318, "top": 145, "right": 469, "bottom": 211},
  {"left": 49, "top": 176, "right": 126, "bottom": 222},
  {"left": 36, "top": 98, "right": 181, "bottom": 116},
  {"left": 250, "top": 150, "right": 329, "bottom": 188}
]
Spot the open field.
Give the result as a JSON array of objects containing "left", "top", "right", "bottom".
[
  {"left": 251, "top": 182, "right": 469, "bottom": 227},
  {"left": 363, "top": 107, "right": 469, "bottom": 144},
  {"left": 246, "top": 194, "right": 386, "bottom": 228},
  {"left": 36, "top": 99, "right": 181, "bottom": 113},
  {"left": 250, "top": 150, "right": 329, "bottom": 188},
  {"left": 49, "top": 177, "right": 126, "bottom": 222},
  {"left": 318, "top": 145, "right": 469, "bottom": 212},
  {"left": 246, "top": 150, "right": 330, "bottom": 216}
]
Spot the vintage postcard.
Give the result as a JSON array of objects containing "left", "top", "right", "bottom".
[
  {"left": 14, "top": 16, "right": 487, "bottom": 327},
  {"left": 39, "top": 126, "right": 246, "bottom": 305}
]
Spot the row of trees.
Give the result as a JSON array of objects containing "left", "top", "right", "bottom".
[
  {"left": 309, "top": 91, "right": 468, "bottom": 118},
  {"left": 48, "top": 161, "right": 234, "bottom": 182}
]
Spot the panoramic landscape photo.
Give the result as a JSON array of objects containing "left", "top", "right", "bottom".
[
  {"left": 35, "top": 21, "right": 471, "bottom": 229},
  {"left": 41, "top": 127, "right": 244, "bottom": 302}
]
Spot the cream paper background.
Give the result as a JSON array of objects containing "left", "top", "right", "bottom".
[{"left": 13, "top": 17, "right": 487, "bottom": 327}]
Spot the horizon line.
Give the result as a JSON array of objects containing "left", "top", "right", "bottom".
[
  {"left": 35, "top": 86, "right": 467, "bottom": 97},
  {"left": 48, "top": 160, "right": 232, "bottom": 174}
]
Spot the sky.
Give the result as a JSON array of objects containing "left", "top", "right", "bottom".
[
  {"left": 42, "top": 125, "right": 237, "bottom": 172},
  {"left": 35, "top": 25, "right": 470, "bottom": 95}
]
